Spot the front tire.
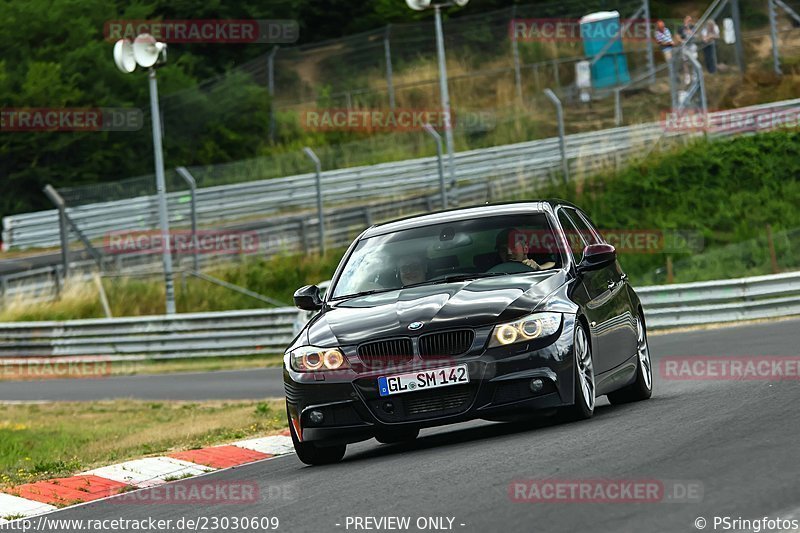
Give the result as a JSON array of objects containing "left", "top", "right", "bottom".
[
  {"left": 287, "top": 408, "right": 346, "bottom": 465},
  {"left": 607, "top": 313, "right": 653, "bottom": 405},
  {"left": 558, "top": 321, "right": 595, "bottom": 421}
]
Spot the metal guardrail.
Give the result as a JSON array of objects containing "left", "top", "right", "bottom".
[
  {"left": 4, "top": 98, "right": 800, "bottom": 304},
  {"left": 0, "top": 272, "right": 798, "bottom": 363},
  {"left": 639, "top": 271, "right": 800, "bottom": 328},
  {"left": 2, "top": 122, "right": 670, "bottom": 250},
  {"left": 0, "top": 131, "right": 668, "bottom": 303},
  {"left": 0, "top": 308, "right": 297, "bottom": 361},
  {"left": 7, "top": 97, "right": 800, "bottom": 253}
]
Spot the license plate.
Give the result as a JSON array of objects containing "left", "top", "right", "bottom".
[{"left": 378, "top": 364, "right": 469, "bottom": 397}]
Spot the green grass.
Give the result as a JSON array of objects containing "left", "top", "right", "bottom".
[
  {"left": 0, "top": 251, "right": 345, "bottom": 322},
  {"left": 0, "top": 400, "right": 287, "bottom": 488},
  {"left": 528, "top": 130, "right": 800, "bottom": 285}
]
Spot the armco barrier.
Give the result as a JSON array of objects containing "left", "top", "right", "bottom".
[
  {"left": 2, "top": 122, "right": 668, "bottom": 250},
  {"left": 0, "top": 272, "right": 798, "bottom": 363},
  {"left": 6, "top": 97, "right": 800, "bottom": 251},
  {"left": 638, "top": 271, "right": 800, "bottom": 328},
  {"left": 3, "top": 98, "right": 800, "bottom": 305},
  {"left": 0, "top": 308, "right": 297, "bottom": 361}
]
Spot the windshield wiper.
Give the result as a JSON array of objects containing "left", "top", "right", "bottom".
[
  {"left": 335, "top": 273, "right": 509, "bottom": 299},
  {"left": 401, "top": 272, "right": 508, "bottom": 289},
  {"left": 332, "top": 288, "right": 394, "bottom": 301}
]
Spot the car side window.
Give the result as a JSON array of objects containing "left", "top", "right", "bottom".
[
  {"left": 557, "top": 209, "right": 586, "bottom": 264},
  {"left": 564, "top": 208, "right": 601, "bottom": 246},
  {"left": 573, "top": 210, "right": 606, "bottom": 244}
]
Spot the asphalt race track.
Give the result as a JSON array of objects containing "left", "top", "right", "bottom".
[
  {"left": 3, "top": 319, "right": 799, "bottom": 403},
  {"left": 5, "top": 318, "right": 799, "bottom": 532}
]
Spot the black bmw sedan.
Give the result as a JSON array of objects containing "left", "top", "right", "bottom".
[{"left": 284, "top": 201, "right": 653, "bottom": 465}]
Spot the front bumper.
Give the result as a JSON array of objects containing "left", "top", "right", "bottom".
[{"left": 284, "top": 315, "right": 577, "bottom": 444}]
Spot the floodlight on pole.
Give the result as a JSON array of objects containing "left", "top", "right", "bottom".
[
  {"left": 113, "top": 34, "right": 176, "bottom": 315},
  {"left": 405, "top": 0, "right": 469, "bottom": 208}
]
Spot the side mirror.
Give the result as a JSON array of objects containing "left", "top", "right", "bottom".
[
  {"left": 576, "top": 243, "right": 617, "bottom": 273},
  {"left": 293, "top": 285, "right": 323, "bottom": 311}
]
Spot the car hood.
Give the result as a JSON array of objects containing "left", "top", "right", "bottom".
[{"left": 305, "top": 270, "right": 567, "bottom": 346}]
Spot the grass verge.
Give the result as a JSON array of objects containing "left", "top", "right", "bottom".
[
  {"left": 0, "top": 354, "right": 284, "bottom": 382},
  {"left": 0, "top": 399, "right": 287, "bottom": 488}
]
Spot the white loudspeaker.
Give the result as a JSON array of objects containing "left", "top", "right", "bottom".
[
  {"left": 113, "top": 39, "right": 136, "bottom": 73},
  {"left": 133, "top": 33, "right": 167, "bottom": 68},
  {"left": 405, "top": 0, "right": 431, "bottom": 11}
]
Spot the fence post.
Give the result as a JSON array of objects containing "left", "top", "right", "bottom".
[
  {"left": 268, "top": 46, "right": 279, "bottom": 143},
  {"left": 731, "top": 0, "right": 746, "bottom": 74},
  {"left": 43, "top": 185, "right": 70, "bottom": 283},
  {"left": 176, "top": 167, "right": 199, "bottom": 273},
  {"left": 767, "top": 225, "right": 780, "bottom": 273},
  {"left": 614, "top": 88, "right": 623, "bottom": 125},
  {"left": 668, "top": 53, "right": 678, "bottom": 111},
  {"left": 644, "top": 0, "right": 656, "bottom": 84},
  {"left": 384, "top": 25, "right": 396, "bottom": 111},
  {"left": 510, "top": 5, "right": 523, "bottom": 105},
  {"left": 552, "top": 59, "right": 561, "bottom": 88},
  {"left": 423, "top": 123, "right": 448, "bottom": 210},
  {"left": 769, "top": 0, "right": 782, "bottom": 75},
  {"left": 303, "top": 147, "right": 326, "bottom": 255},
  {"left": 666, "top": 256, "right": 674, "bottom": 284},
  {"left": 543, "top": 89, "right": 569, "bottom": 184}
]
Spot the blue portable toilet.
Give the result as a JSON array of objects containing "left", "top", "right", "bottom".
[{"left": 579, "top": 11, "right": 630, "bottom": 89}]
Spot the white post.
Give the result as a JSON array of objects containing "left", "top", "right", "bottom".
[{"left": 148, "top": 68, "right": 176, "bottom": 315}]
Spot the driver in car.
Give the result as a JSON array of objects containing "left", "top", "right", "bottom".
[
  {"left": 495, "top": 229, "right": 555, "bottom": 271},
  {"left": 399, "top": 256, "right": 427, "bottom": 286}
]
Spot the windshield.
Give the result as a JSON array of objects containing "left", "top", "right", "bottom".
[{"left": 331, "top": 213, "right": 562, "bottom": 299}]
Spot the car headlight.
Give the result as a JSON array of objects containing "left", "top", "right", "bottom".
[
  {"left": 289, "top": 346, "right": 350, "bottom": 372},
  {"left": 488, "top": 312, "right": 561, "bottom": 348}
]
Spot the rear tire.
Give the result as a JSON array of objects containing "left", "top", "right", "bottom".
[
  {"left": 375, "top": 428, "right": 420, "bottom": 444},
  {"left": 607, "top": 314, "right": 653, "bottom": 405},
  {"left": 287, "top": 408, "right": 346, "bottom": 465},
  {"left": 557, "top": 321, "right": 595, "bottom": 422}
]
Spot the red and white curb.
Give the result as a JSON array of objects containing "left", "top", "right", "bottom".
[{"left": 0, "top": 430, "right": 293, "bottom": 521}]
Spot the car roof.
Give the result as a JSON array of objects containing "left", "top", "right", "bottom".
[{"left": 361, "top": 200, "right": 577, "bottom": 238}]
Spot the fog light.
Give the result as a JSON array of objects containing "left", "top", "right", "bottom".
[
  {"left": 382, "top": 401, "right": 394, "bottom": 414},
  {"left": 529, "top": 378, "right": 544, "bottom": 393},
  {"left": 308, "top": 410, "right": 324, "bottom": 425}
]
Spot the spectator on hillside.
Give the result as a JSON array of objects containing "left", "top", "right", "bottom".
[
  {"left": 701, "top": 19, "right": 720, "bottom": 74},
  {"left": 655, "top": 20, "right": 677, "bottom": 61}
]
